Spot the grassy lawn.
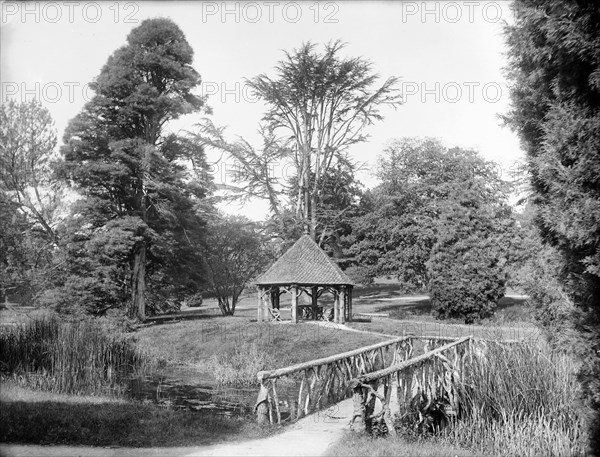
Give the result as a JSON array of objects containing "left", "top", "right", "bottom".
[
  {"left": 135, "top": 316, "right": 387, "bottom": 382},
  {"left": 0, "top": 383, "right": 278, "bottom": 447}
]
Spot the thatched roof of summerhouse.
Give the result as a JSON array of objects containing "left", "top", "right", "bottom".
[{"left": 255, "top": 235, "right": 353, "bottom": 286}]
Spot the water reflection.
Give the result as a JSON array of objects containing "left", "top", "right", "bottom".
[{"left": 129, "top": 376, "right": 257, "bottom": 417}]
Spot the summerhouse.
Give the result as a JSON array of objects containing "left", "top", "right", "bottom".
[{"left": 255, "top": 235, "right": 354, "bottom": 324}]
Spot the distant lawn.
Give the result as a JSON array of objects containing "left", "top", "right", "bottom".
[
  {"left": 0, "top": 383, "right": 278, "bottom": 447},
  {"left": 346, "top": 318, "right": 541, "bottom": 342}
]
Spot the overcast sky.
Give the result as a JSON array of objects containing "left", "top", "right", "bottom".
[{"left": 1, "top": 1, "right": 524, "bottom": 219}]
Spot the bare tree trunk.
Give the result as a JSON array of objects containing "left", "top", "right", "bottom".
[
  {"left": 131, "top": 242, "right": 146, "bottom": 321},
  {"left": 310, "top": 193, "right": 317, "bottom": 240},
  {"left": 131, "top": 180, "right": 147, "bottom": 321},
  {"left": 303, "top": 144, "right": 312, "bottom": 238}
]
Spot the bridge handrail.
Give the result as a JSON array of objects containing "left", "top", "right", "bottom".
[
  {"left": 256, "top": 335, "right": 463, "bottom": 381},
  {"left": 351, "top": 335, "right": 472, "bottom": 384},
  {"left": 257, "top": 335, "right": 414, "bottom": 381}
]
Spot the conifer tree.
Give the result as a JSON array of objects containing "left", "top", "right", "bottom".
[{"left": 60, "top": 18, "right": 210, "bottom": 319}]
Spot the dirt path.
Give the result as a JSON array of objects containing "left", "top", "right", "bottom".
[{"left": 0, "top": 398, "right": 355, "bottom": 457}]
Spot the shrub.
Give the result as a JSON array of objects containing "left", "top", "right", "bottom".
[
  {"left": 427, "top": 182, "right": 512, "bottom": 324},
  {"left": 0, "top": 317, "right": 154, "bottom": 396}
]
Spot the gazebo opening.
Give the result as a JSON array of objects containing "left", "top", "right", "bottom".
[{"left": 255, "top": 235, "right": 354, "bottom": 324}]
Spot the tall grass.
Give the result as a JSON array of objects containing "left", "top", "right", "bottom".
[
  {"left": 0, "top": 317, "right": 154, "bottom": 396},
  {"left": 443, "top": 341, "right": 589, "bottom": 456},
  {"left": 207, "top": 342, "right": 275, "bottom": 387}
]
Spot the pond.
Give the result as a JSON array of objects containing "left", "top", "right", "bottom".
[
  {"left": 127, "top": 373, "right": 345, "bottom": 422},
  {"left": 128, "top": 375, "right": 259, "bottom": 418}
]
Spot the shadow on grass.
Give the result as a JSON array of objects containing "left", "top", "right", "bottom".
[
  {"left": 368, "top": 296, "right": 531, "bottom": 323},
  {"left": 354, "top": 283, "right": 406, "bottom": 304},
  {"left": 145, "top": 310, "right": 219, "bottom": 326},
  {"left": 375, "top": 298, "right": 432, "bottom": 319},
  {"left": 0, "top": 397, "right": 274, "bottom": 447}
]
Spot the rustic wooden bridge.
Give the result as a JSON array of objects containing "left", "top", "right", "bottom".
[{"left": 254, "top": 335, "right": 476, "bottom": 431}]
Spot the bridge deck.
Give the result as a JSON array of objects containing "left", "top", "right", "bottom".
[{"left": 189, "top": 397, "right": 356, "bottom": 457}]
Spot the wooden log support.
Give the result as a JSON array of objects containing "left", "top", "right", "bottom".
[
  {"left": 349, "top": 380, "right": 366, "bottom": 432},
  {"left": 255, "top": 382, "right": 270, "bottom": 424},
  {"left": 272, "top": 379, "right": 281, "bottom": 424}
]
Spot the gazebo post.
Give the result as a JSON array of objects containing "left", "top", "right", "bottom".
[
  {"left": 333, "top": 288, "right": 340, "bottom": 323},
  {"left": 347, "top": 286, "right": 353, "bottom": 322},
  {"left": 273, "top": 287, "right": 280, "bottom": 309},
  {"left": 265, "top": 288, "right": 272, "bottom": 321},
  {"left": 339, "top": 286, "right": 346, "bottom": 324},
  {"left": 311, "top": 286, "right": 318, "bottom": 321},
  {"left": 291, "top": 285, "right": 298, "bottom": 323},
  {"left": 257, "top": 286, "right": 263, "bottom": 322}
]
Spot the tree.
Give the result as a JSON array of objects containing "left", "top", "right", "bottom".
[
  {"left": 0, "top": 100, "right": 61, "bottom": 303},
  {"left": 347, "top": 138, "right": 509, "bottom": 292},
  {"left": 0, "top": 99, "right": 59, "bottom": 241},
  {"left": 198, "top": 41, "right": 401, "bottom": 240},
  {"left": 59, "top": 18, "right": 210, "bottom": 320},
  {"left": 427, "top": 179, "right": 514, "bottom": 323},
  {"left": 203, "top": 216, "right": 274, "bottom": 316},
  {"left": 504, "top": 0, "right": 600, "bottom": 446}
]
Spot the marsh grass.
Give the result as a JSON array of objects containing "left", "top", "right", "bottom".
[
  {"left": 0, "top": 317, "right": 154, "bottom": 396},
  {"left": 326, "top": 432, "right": 476, "bottom": 457},
  {"left": 207, "top": 342, "right": 275, "bottom": 386},
  {"left": 441, "top": 341, "right": 589, "bottom": 456}
]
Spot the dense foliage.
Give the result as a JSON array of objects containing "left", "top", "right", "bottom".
[
  {"left": 0, "top": 100, "right": 60, "bottom": 303},
  {"left": 427, "top": 180, "right": 513, "bottom": 323},
  {"left": 347, "top": 138, "right": 514, "bottom": 320},
  {"left": 504, "top": 0, "right": 600, "bottom": 447},
  {"left": 202, "top": 215, "right": 274, "bottom": 316},
  {"left": 57, "top": 19, "right": 211, "bottom": 319}
]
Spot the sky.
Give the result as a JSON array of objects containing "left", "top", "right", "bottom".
[{"left": 1, "top": 1, "right": 525, "bottom": 219}]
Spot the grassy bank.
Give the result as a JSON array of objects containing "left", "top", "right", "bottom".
[
  {"left": 136, "top": 318, "right": 387, "bottom": 384},
  {"left": 0, "top": 383, "right": 276, "bottom": 447}
]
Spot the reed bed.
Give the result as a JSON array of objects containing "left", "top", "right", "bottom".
[
  {"left": 0, "top": 317, "right": 154, "bottom": 396},
  {"left": 443, "top": 341, "right": 589, "bottom": 456},
  {"left": 208, "top": 342, "right": 275, "bottom": 387}
]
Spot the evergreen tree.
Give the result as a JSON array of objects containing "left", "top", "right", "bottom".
[
  {"left": 198, "top": 41, "right": 401, "bottom": 240},
  {"left": 504, "top": 0, "right": 600, "bottom": 446},
  {"left": 427, "top": 180, "right": 514, "bottom": 323},
  {"left": 59, "top": 18, "right": 210, "bottom": 320}
]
